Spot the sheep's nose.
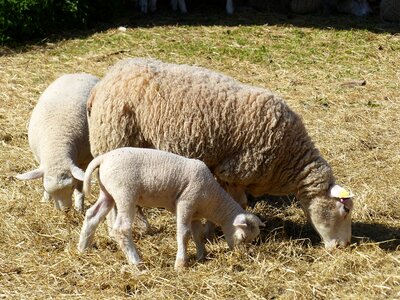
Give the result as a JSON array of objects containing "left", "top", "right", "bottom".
[{"left": 325, "top": 239, "right": 350, "bottom": 249}]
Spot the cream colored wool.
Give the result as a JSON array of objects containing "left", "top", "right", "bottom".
[
  {"left": 380, "top": 0, "right": 400, "bottom": 22},
  {"left": 17, "top": 73, "right": 99, "bottom": 211},
  {"left": 88, "top": 58, "right": 353, "bottom": 248},
  {"left": 79, "top": 147, "right": 263, "bottom": 270}
]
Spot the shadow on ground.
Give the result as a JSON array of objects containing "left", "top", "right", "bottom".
[
  {"left": 252, "top": 195, "right": 400, "bottom": 251},
  {"left": 1, "top": 0, "right": 399, "bottom": 53}
]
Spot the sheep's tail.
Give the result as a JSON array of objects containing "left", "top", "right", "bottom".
[{"left": 83, "top": 155, "right": 104, "bottom": 196}]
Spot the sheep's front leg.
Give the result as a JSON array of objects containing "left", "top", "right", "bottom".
[
  {"left": 78, "top": 190, "right": 114, "bottom": 251},
  {"left": 73, "top": 181, "right": 84, "bottom": 212},
  {"left": 175, "top": 204, "right": 192, "bottom": 270},
  {"left": 191, "top": 220, "right": 206, "bottom": 262},
  {"left": 112, "top": 202, "right": 142, "bottom": 265}
]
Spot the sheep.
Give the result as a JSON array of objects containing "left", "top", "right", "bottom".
[
  {"left": 87, "top": 57, "right": 355, "bottom": 249},
  {"left": 78, "top": 147, "right": 263, "bottom": 270},
  {"left": 380, "top": 0, "right": 400, "bottom": 23},
  {"left": 16, "top": 73, "right": 99, "bottom": 211}
]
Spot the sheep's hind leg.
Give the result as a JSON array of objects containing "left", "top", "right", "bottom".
[
  {"left": 112, "top": 199, "right": 142, "bottom": 265},
  {"left": 78, "top": 190, "right": 114, "bottom": 252},
  {"left": 191, "top": 220, "right": 206, "bottom": 262}
]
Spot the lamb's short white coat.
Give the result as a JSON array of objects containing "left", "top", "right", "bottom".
[{"left": 78, "top": 147, "right": 263, "bottom": 270}]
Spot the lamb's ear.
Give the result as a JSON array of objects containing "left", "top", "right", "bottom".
[
  {"left": 233, "top": 214, "right": 248, "bottom": 228},
  {"left": 15, "top": 168, "right": 44, "bottom": 180},
  {"left": 70, "top": 165, "right": 85, "bottom": 182}
]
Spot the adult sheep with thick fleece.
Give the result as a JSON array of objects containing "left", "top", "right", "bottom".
[
  {"left": 87, "top": 58, "right": 355, "bottom": 249},
  {"left": 78, "top": 147, "right": 263, "bottom": 270},
  {"left": 16, "top": 73, "right": 99, "bottom": 211}
]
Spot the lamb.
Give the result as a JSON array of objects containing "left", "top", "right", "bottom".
[
  {"left": 87, "top": 57, "right": 355, "bottom": 249},
  {"left": 16, "top": 73, "right": 99, "bottom": 211},
  {"left": 380, "top": 0, "right": 400, "bottom": 23},
  {"left": 78, "top": 147, "right": 263, "bottom": 270}
]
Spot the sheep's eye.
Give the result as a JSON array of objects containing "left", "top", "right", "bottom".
[{"left": 343, "top": 206, "right": 350, "bottom": 214}]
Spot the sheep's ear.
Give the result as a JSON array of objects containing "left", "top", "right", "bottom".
[
  {"left": 70, "top": 165, "right": 85, "bottom": 182},
  {"left": 233, "top": 214, "right": 248, "bottom": 228},
  {"left": 258, "top": 219, "right": 266, "bottom": 227},
  {"left": 15, "top": 168, "right": 44, "bottom": 180}
]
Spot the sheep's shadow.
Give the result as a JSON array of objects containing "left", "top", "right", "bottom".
[
  {"left": 2, "top": 0, "right": 399, "bottom": 51},
  {"left": 251, "top": 195, "right": 400, "bottom": 251}
]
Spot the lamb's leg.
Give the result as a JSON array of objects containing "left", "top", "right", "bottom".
[
  {"left": 42, "top": 190, "right": 51, "bottom": 202},
  {"left": 135, "top": 207, "right": 151, "bottom": 234},
  {"left": 175, "top": 203, "right": 192, "bottom": 270},
  {"left": 106, "top": 206, "right": 117, "bottom": 239},
  {"left": 112, "top": 200, "right": 142, "bottom": 265},
  {"left": 107, "top": 206, "right": 150, "bottom": 237},
  {"left": 73, "top": 181, "right": 84, "bottom": 212},
  {"left": 191, "top": 220, "right": 206, "bottom": 261},
  {"left": 78, "top": 190, "right": 114, "bottom": 252}
]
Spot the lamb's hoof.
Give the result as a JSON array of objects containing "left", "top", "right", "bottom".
[
  {"left": 74, "top": 203, "right": 84, "bottom": 212},
  {"left": 174, "top": 259, "right": 189, "bottom": 271},
  {"left": 121, "top": 264, "right": 148, "bottom": 275}
]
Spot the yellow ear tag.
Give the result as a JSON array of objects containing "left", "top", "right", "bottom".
[{"left": 330, "top": 184, "right": 354, "bottom": 199}]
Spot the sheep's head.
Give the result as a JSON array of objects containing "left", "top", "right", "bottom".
[
  {"left": 303, "top": 184, "right": 354, "bottom": 249},
  {"left": 16, "top": 164, "right": 85, "bottom": 210},
  {"left": 224, "top": 213, "right": 264, "bottom": 249}
]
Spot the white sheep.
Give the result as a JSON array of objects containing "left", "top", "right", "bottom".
[
  {"left": 78, "top": 147, "right": 263, "bottom": 270},
  {"left": 16, "top": 73, "right": 99, "bottom": 211},
  {"left": 87, "top": 58, "right": 355, "bottom": 249}
]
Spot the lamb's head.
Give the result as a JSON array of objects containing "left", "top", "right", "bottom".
[
  {"left": 303, "top": 184, "right": 354, "bottom": 249},
  {"left": 16, "top": 164, "right": 85, "bottom": 210},
  {"left": 223, "top": 213, "right": 264, "bottom": 249}
]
